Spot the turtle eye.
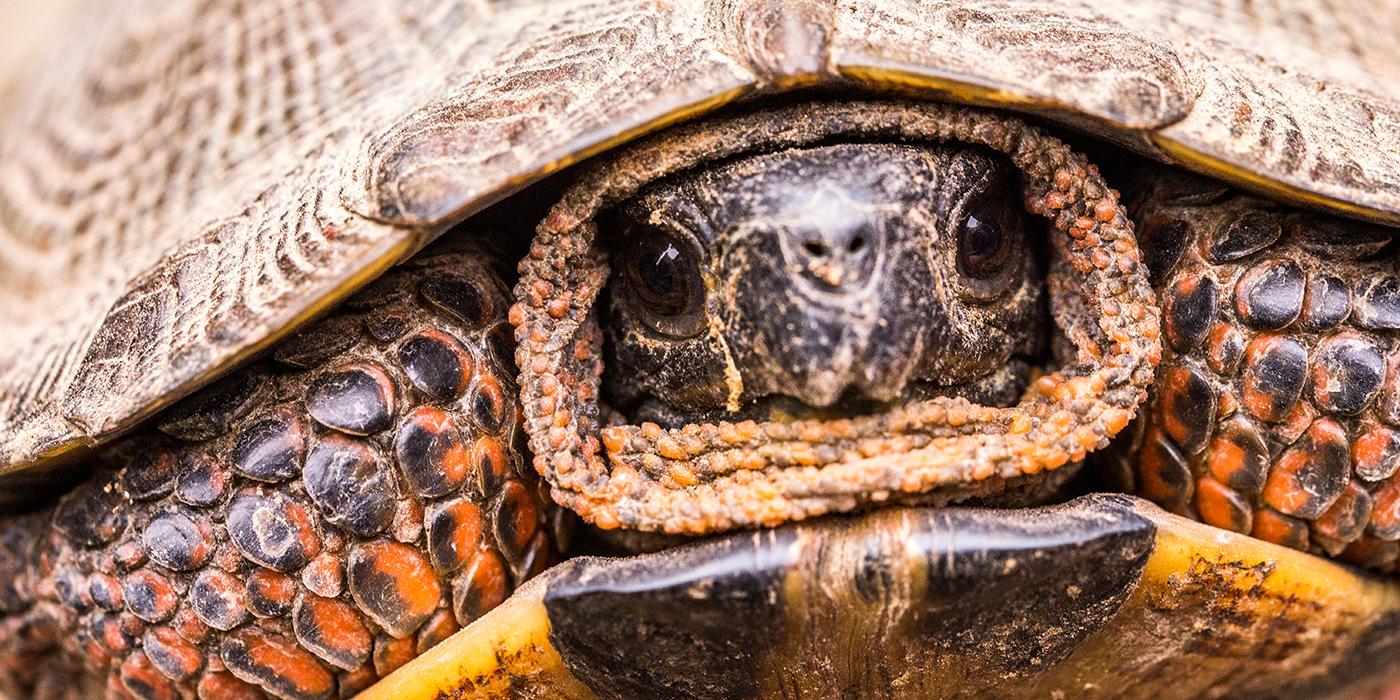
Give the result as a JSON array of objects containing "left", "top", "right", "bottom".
[
  {"left": 954, "top": 174, "right": 1024, "bottom": 300},
  {"left": 620, "top": 227, "right": 707, "bottom": 338},
  {"left": 959, "top": 213, "right": 1009, "bottom": 277}
]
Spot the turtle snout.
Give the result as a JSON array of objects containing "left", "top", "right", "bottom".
[
  {"left": 785, "top": 220, "right": 878, "bottom": 293},
  {"left": 723, "top": 220, "right": 928, "bottom": 408}
]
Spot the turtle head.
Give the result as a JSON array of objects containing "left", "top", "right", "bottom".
[
  {"left": 600, "top": 142, "right": 1044, "bottom": 424},
  {"left": 513, "top": 101, "right": 1159, "bottom": 535}
]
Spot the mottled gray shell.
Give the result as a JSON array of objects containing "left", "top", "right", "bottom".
[{"left": 1, "top": 0, "right": 1398, "bottom": 474}]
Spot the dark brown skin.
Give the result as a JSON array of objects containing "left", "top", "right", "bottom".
[{"left": 602, "top": 142, "right": 1044, "bottom": 426}]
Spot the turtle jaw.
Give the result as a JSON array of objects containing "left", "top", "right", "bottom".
[{"left": 618, "top": 357, "right": 1036, "bottom": 430}]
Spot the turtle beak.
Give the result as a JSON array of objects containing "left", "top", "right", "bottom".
[{"left": 719, "top": 190, "right": 941, "bottom": 407}]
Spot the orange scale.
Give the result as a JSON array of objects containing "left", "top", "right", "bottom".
[
  {"left": 1354, "top": 419, "right": 1400, "bottom": 481},
  {"left": 293, "top": 594, "right": 373, "bottom": 671},
  {"left": 1369, "top": 477, "right": 1400, "bottom": 540},
  {"left": 1135, "top": 427, "right": 1193, "bottom": 513},
  {"left": 172, "top": 607, "right": 210, "bottom": 645},
  {"left": 119, "top": 650, "right": 180, "bottom": 700},
  {"left": 415, "top": 609, "right": 460, "bottom": 655},
  {"left": 425, "top": 499, "right": 484, "bottom": 575},
  {"left": 348, "top": 541, "right": 442, "bottom": 639},
  {"left": 222, "top": 627, "right": 334, "bottom": 700},
  {"left": 93, "top": 614, "right": 133, "bottom": 655},
  {"left": 142, "top": 626, "right": 204, "bottom": 682},
  {"left": 1314, "top": 481, "right": 1375, "bottom": 554},
  {"left": 123, "top": 570, "right": 179, "bottom": 624},
  {"left": 1274, "top": 398, "right": 1316, "bottom": 445},
  {"left": 1194, "top": 477, "right": 1252, "bottom": 534},
  {"left": 246, "top": 569, "right": 296, "bottom": 619},
  {"left": 1262, "top": 418, "right": 1349, "bottom": 519},
  {"left": 301, "top": 554, "right": 344, "bottom": 599},
  {"left": 1205, "top": 417, "right": 1269, "bottom": 496},
  {"left": 373, "top": 633, "right": 417, "bottom": 678},
  {"left": 395, "top": 406, "right": 470, "bottom": 497},
  {"left": 469, "top": 377, "right": 509, "bottom": 434},
  {"left": 339, "top": 662, "right": 380, "bottom": 697},
  {"left": 197, "top": 671, "right": 264, "bottom": 700},
  {"left": 1250, "top": 508, "right": 1311, "bottom": 551}
]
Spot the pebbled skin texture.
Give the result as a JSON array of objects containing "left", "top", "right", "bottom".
[
  {"left": 0, "top": 251, "right": 560, "bottom": 699},
  {"left": 1117, "top": 169, "right": 1400, "bottom": 570}
]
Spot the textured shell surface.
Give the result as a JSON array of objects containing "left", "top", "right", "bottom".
[{"left": 0, "top": 0, "right": 1398, "bottom": 476}]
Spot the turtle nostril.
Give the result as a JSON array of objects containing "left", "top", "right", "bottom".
[
  {"left": 803, "top": 240, "right": 830, "bottom": 258},
  {"left": 847, "top": 235, "right": 866, "bottom": 254}
]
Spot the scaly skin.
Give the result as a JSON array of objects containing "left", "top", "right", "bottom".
[
  {"left": 0, "top": 252, "right": 560, "bottom": 699},
  {"left": 1119, "top": 169, "right": 1400, "bottom": 571}
]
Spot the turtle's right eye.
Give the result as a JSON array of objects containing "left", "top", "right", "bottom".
[{"left": 620, "top": 227, "right": 707, "bottom": 338}]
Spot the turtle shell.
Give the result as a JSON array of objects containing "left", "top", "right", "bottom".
[{"left": 1, "top": 0, "right": 1398, "bottom": 476}]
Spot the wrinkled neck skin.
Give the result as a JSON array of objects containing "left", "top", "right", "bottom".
[{"left": 602, "top": 142, "right": 1046, "bottom": 428}]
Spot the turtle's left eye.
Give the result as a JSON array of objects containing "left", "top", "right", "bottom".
[{"left": 619, "top": 227, "right": 707, "bottom": 338}]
